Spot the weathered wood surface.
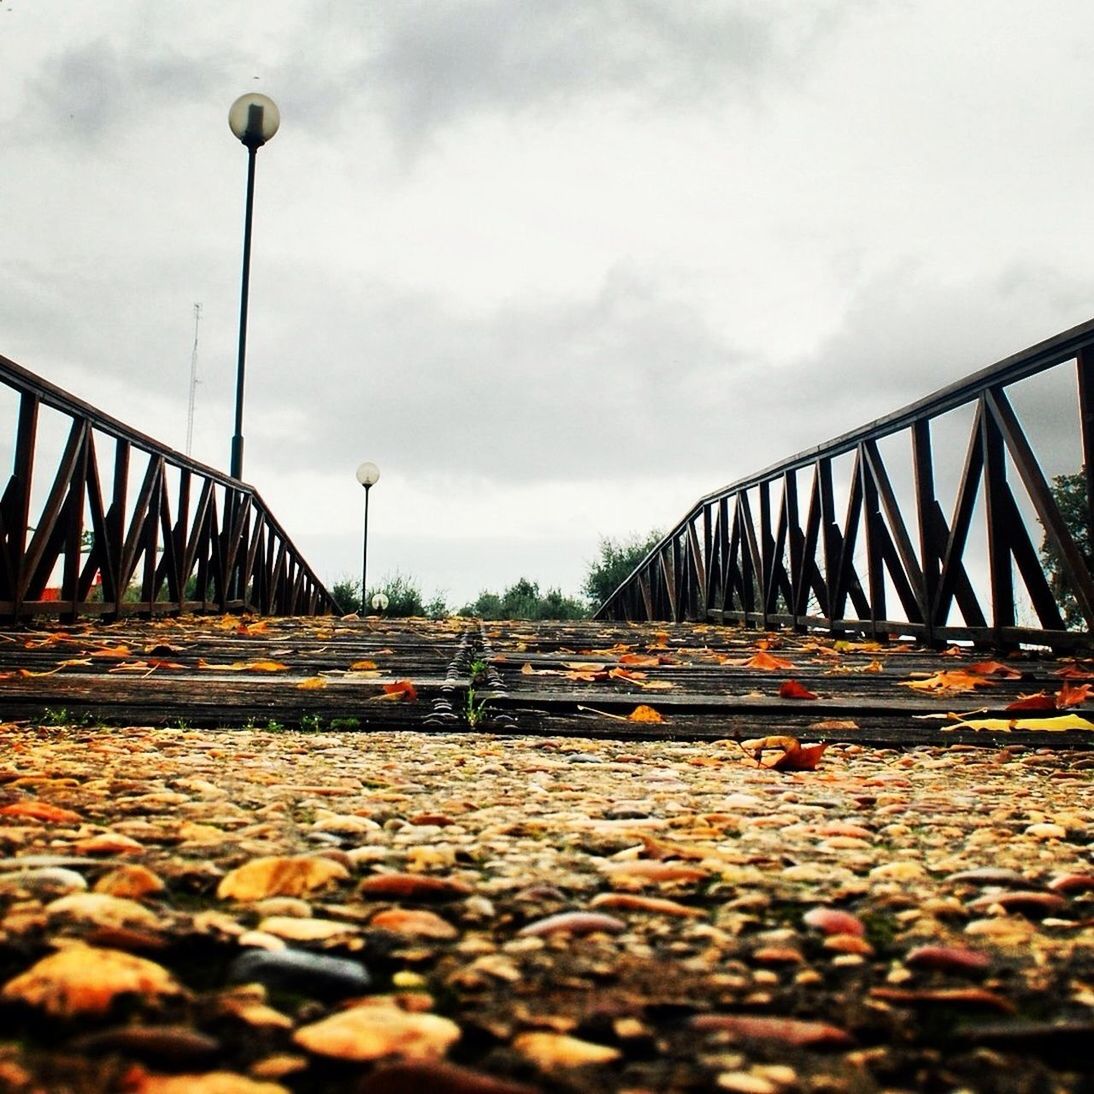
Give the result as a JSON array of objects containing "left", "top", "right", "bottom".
[{"left": 0, "top": 615, "right": 1092, "bottom": 747}]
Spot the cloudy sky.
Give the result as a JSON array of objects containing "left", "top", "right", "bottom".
[{"left": 4, "top": 1, "right": 1094, "bottom": 608}]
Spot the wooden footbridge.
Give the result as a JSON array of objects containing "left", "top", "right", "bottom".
[{"left": 2, "top": 321, "right": 1094, "bottom": 747}]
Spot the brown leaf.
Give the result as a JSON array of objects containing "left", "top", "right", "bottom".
[
  {"left": 778, "top": 679, "right": 818, "bottom": 700},
  {"left": 1005, "top": 692, "right": 1057, "bottom": 713},
  {"left": 898, "top": 670, "right": 994, "bottom": 695}
]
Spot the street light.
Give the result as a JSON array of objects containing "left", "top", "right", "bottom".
[
  {"left": 356, "top": 461, "right": 380, "bottom": 614},
  {"left": 228, "top": 92, "right": 280, "bottom": 481}
]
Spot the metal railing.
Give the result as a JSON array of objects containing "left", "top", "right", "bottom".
[
  {"left": 1, "top": 353, "right": 338, "bottom": 621},
  {"left": 596, "top": 318, "right": 1094, "bottom": 648}
]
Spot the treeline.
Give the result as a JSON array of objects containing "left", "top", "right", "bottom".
[{"left": 330, "top": 529, "right": 663, "bottom": 620}]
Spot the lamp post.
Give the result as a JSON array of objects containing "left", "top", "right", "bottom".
[
  {"left": 227, "top": 93, "right": 280, "bottom": 482},
  {"left": 356, "top": 462, "right": 380, "bottom": 614}
]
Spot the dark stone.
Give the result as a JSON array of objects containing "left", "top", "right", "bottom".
[{"left": 227, "top": 947, "right": 370, "bottom": 1001}]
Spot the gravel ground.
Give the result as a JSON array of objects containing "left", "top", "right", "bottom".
[{"left": 0, "top": 723, "right": 1091, "bottom": 1093}]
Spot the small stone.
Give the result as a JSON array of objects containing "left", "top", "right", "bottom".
[
  {"left": 358, "top": 873, "right": 473, "bottom": 902},
  {"left": 517, "top": 911, "right": 626, "bottom": 937},
  {"left": 357, "top": 1060, "right": 540, "bottom": 1093},
  {"left": 690, "top": 1013, "right": 853, "bottom": 1049},
  {"left": 905, "top": 945, "right": 991, "bottom": 975},
  {"left": 1047, "top": 873, "right": 1094, "bottom": 894},
  {"left": 256, "top": 916, "right": 358, "bottom": 942},
  {"left": 945, "top": 867, "right": 1032, "bottom": 888},
  {"left": 1023, "top": 823, "right": 1068, "bottom": 841},
  {"left": 870, "top": 861, "right": 926, "bottom": 881},
  {"left": 802, "top": 907, "right": 865, "bottom": 937},
  {"left": 227, "top": 948, "right": 370, "bottom": 1001},
  {"left": 93, "top": 864, "right": 166, "bottom": 899},
  {"left": 966, "top": 891, "right": 1067, "bottom": 917},
  {"left": 293, "top": 1002, "right": 460, "bottom": 1061},
  {"left": 46, "top": 893, "right": 161, "bottom": 930},
  {"left": 823, "top": 934, "right": 874, "bottom": 956},
  {"left": 68, "top": 1024, "right": 219, "bottom": 1066},
  {"left": 512, "top": 1031, "right": 621, "bottom": 1068},
  {"left": 371, "top": 908, "right": 459, "bottom": 940},
  {"left": 716, "top": 1073, "right": 777, "bottom": 1094},
  {"left": 2, "top": 944, "right": 183, "bottom": 1016},
  {"left": 128, "top": 1071, "right": 288, "bottom": 1093},
  {"left": 0, "top": 867, "right": 87, "bottom": 898}
]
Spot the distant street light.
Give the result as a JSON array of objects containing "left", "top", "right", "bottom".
[
  {"left": 228, "top": 92, "right": 280, "bottom": 481},
  {"left": 356, "top": 461, "right": 381, "bottom": 614}
]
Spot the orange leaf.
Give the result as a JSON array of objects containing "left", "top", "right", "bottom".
[
  {"left": 898, "top": 670, "right": 993, "bottom": 695},
  {"left": 1005, "top": 691, "right": 1057, "bottom": 713},
  {"left": 741, "top": 735, "right": 827, "bottom": 771},
  {"left": 350, "top": 659, "right": 378, "bottom": 671},
  {"left": 618, "top": 654, "right": 661, "bottom": 668},
  {"left": 778, "top": 679, "right": 818, "bottom": 700},
  {"left": 241, "top": 660, "right": 290, "bottom": 673},
  {"left": 1056, "top": 681, "right": 1092, "bottom": 708},
  {"left": 745, "top": 651, "right": 794, "bottom": 671},
  {"left": 381, "top": 680, "right": 418, "bottom": 702},
  {"left": 297, "top": 676, "right": 328, "bottom": 690},
  {"left": 966, "top": 660, "right": 1022, "bottom": 678},
  {"left": 627, "top": 705, "right": 664, "bottom": 723},
  {"left": 89, "top": 646, "right": 132, "bottom": 661}
]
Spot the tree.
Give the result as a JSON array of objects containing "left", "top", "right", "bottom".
[
  {"left": 460, "top": 578, "right": 587, "bottom": 620},
  {"left": 583, "top": 529, "right": 665, "bottom": 609},
  {"left": 1040, "top": 469, "right": 1092, "bottom": 628}
]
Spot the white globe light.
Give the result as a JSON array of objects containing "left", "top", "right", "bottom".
[
  {"left": 371, "top": 592, "right": 390, "bottom": 611},
  {"left": 229, "top": 93, "right": 280, "bottom": 147},
  {"left": 356, "top": 461, "right": 380, "bottom": 487}
]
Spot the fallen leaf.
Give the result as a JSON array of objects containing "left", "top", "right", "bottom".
[
  {"left": 899, "top": 670, "right": 994, "bottom": 695},
  {"left": 296, "top": 677, "right": 327, "bottom": 690},
  {"left": 1005, "top": 692, "right": 1057, "bottom": 713},
  {"left": 745, "top": 651, "right": 794, "bottom": 671},
  {"left": 966, "top": 660, "right": 1023, "bottom": 678},
  {"left": 350, "top": 660, "right": 378, "bottom": 671},
  {"left": 943, "top": 714, "right": 1094, "bottom": 733},
  {"left": 373, "top": 680, "right": 419, "bottom": 702},
  {"left": 627, "top": 705, "right": 664, "bottom": 723},
  {"left": 1056, "top": 681, "right": 1093, "bottom": 708},
  {"left": 740, "top": 735, "right": 828, "bottom": 771},
  {"left": 778, "top": 679, "right": 818, "bottom": 700},
  {"left": 809, "top": 719, "right": 860, "bottom": 730},
  {"left": 617, "top": 654, "right": 661, "bottom": 668}
]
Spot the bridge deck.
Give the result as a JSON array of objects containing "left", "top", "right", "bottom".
[{"left": 1, "top": 616, "right": 1092, "bottom": 748}]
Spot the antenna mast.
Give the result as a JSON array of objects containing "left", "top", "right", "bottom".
[{"left": 186, "top": 303, "right": 202, "bottom": 456}]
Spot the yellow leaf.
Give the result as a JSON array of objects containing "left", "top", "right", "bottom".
[
  {"left": 350, "top": 660, "right": 378, "bottom": 671},
  {"left": 297, "top": 676, "right": 327, "bottom": 690},
  {"left": 945, "top": 714, "right": 1094, "bottom": 733}
]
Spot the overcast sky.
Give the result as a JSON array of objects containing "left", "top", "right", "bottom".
[{"left": 4, "top": 1, "right": 1094, "bottom": 608}]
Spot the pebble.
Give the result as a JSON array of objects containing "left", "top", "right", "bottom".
[
  {"left": 358, "top": 873, "right": 474, "bottom": 902},
  {"left": 356, "top": 1060, "right": 540, "bottom": 1093},
  {"left": 0, "top": 867, "right": 87, "bottom": 898},
  {"left": 801, "top": 907, "right": 865, "bottom": 937},
  {"left": 512, "top": 1031, "right": 622, "bottom": 1068},
  {"left": 227, "top": 948, "right": 370, "bottom": 1001},
  {"left": 517, "top": 911, "right": 627, "bottom": 937},
  {"left": 293, "top": 1002, "right": 461, "bottom": 1061},
  {"left": 370, "top": 908, "right": 459, "bottom": 940}
]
